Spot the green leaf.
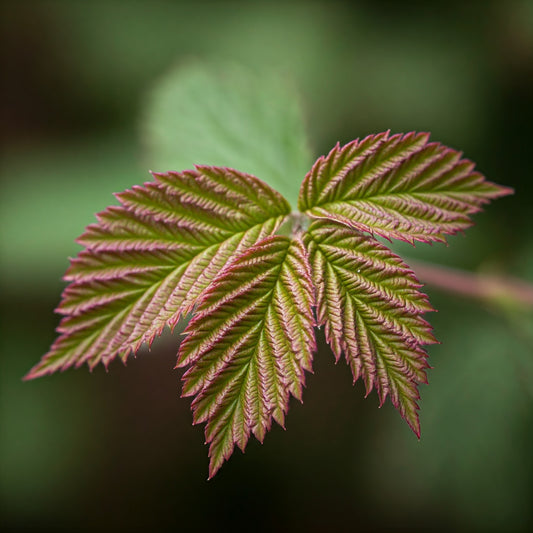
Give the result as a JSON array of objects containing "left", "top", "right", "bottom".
[
  {"left": 143, "top": 62, "right": 313, "bottom": 207},
  {"left": 26, "top": 167, "right": 290, "bottom": 379},
  {"left": 306, "top": 219, "right": 437, "bottom": 435},
  {"left": 177, "top": 234, "right": 315, "bottom": 478},
  {"left": 299, "top": 131, "right": 513, "bottom": 243}
]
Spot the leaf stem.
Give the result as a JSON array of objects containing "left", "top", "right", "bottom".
[
  {"left": 276, "top": 212, "right": 311, "bottom": 238},
  {"left": 407, "top": 258, "right": 533, "bottom": 309}
]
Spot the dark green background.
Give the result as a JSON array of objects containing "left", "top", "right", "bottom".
[{"left": 1, "top": 1, "right": 532, "bottom": 532}]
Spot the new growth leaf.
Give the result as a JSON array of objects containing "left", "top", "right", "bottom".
[
  {"left": 27, "top": 130, "right": 512, "bottom": 477},
  {"left": 27, "top": 166, "right": 290, "bottom": 378}
]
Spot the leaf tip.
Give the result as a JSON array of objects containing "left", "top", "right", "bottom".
[
  {"left": 496, "top": 185, "right": 515, "bottom": 198},
  {"left": 23, "top": 359, "right": 64, "bottom": 382},
  {"left": 22, "top": 367, "right": 42, "bottom": 382},
  {"left": 207, "top": 458, "right": 224, "bottom": 480},
  {"left": 149, "top": 170, "right": 165, "bottom": 179}
]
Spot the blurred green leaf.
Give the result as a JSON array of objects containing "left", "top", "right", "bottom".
[{"left": 142, "top": 62, "right": 312, "bottom": 207}]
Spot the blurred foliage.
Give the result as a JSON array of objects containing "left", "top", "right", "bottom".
[
  {"left": 143, "top": 62, "right": 312, "bottom": 205},
  {"left": 368, "top": 295, "right": 533, "bottom": 531},
  {"left": 0, "top": 133, "right": 143, "bottom": 287},
  {"left": 1, "top": 1, "right": 532, "bottom": 532}
]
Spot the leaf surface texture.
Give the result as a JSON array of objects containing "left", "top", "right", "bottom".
[
  {"left": 306, "top": 219, "right": 437, "bottom": 435},
  {"left": 177, "top": 235, "right": 315, "bottom": 478},
  {"left": 27, "top": 167, "right": 290, "bottom": 378},
  {"left": 299, "top": 131, "right": 513, "bottom": 243}
]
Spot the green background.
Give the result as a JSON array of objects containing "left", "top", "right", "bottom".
[{"left": 1, "top": 1, "right": 532, "bottom": 531}]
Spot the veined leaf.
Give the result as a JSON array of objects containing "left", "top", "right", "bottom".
[
  {"left": 26, "top": 119, "right": 514, "bottom": 478},
  {"left": 177, "top": 234, "right": 315, "bottom": 478},
  {"left": 26, "top": 167, "right": 290, "bottom": 379},
  {"left": 299, "top": 131, "right": 513, "bottom": 243},
  {"left": 306, "top": 219, "right": 437, "bottom": 435}
]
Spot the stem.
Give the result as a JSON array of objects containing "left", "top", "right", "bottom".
[
  {"left": 277, "top": 212, "right": 311, "bottom": 237},
  {"left": 407, "top": 258, "right": 533, "bottom": 309},
  {"left": 409, "top": 259, "right": 533, "bottom": 399}
]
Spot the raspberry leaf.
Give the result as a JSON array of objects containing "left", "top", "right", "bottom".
[
  {"left": 306, "top": 219, "right": 437, "bottom": 435},
  {"left": 27, "top": 124, "right": 513, "bottom": 478},
  {"left": 177, "top": 234, "right": 315, "bottom": 478},
  {"left": 299, "top": 131, "right": 513, "bottom": 243},
  {"left": 26, "top": 167, "right": 290, "bottom": 379}
]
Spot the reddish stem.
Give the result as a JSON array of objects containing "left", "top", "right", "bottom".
[{"left": 408, "top": 259, "right": 533, "bottom": 308}]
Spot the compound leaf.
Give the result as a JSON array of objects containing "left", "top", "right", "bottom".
[
  {"left": 306, "top": 219, "right": 437, "bottom": 435},
  {"left": 26, "top": 167, "right": 290, "bottom": 379},
  {"left": 26, "top": 121, "right": 514, "bottom": 477},
  {"left": 177, "top": 234, "right": 315, "bottom": 478},
  {"left": 299, "top": 131, "right": 513, "bottom": 243}
]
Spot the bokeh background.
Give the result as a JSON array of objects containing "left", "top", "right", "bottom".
[{"left": 1, "top": 1, "right": 532, "bottom": 532}]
